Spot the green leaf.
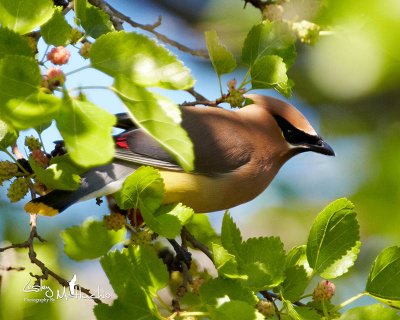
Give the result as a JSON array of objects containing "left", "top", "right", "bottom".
[
  {"left": 30, "top": 155, "right": 81, "bottom": 191},
  {"left": 95, "top": 245, "right": 167, "bottom": 320},
  {"left": 114, "top": 166, "right": 164, "bottom": 212},
  {"left": 306, "top": 198, "right": 360, "bottom": 279},
  {"left": 239, "top": 237, "right": 286, "bottom": 290},
  {"left": 82, "top": 6, "right": 114, "bottom": 39},
  {"left": 251, "top": 55, "right": 292, "bottom": 97},
  {"left": 0, "top": 0, "right": 54, "bottom": 34},
  {"left": 283, "top": 301, "right": 321, "bottom": 320},
  {"left": 0, "top": 55, "right": 61, "bottom": 130},
  {"left": 211, "top": 301, "right": 264, "bottom": 320},
  {"left": 205, "top": 30, "right": 236, "bottom": 76},
  {"left": 60, "top": 218, "right": 126, "bottom": 260},
  {"left": 100, "top": 245, "right": 168, "bottom": 297},
  {"left": 221, "top": 212, "right": 242, "bottom": 257},
  {"left": 4, "top": 92, "right": 61, "bottom": 130},
  {"left": 150, "top": 203, "right": 194, "bottom": 238},
  {"left": 212, "top": 243, "right": 246, "bottom": 279},
  {"left": 0, "top": 120, "right": 17, "bottom": 150},
  {"left": 285, "top": 245, "right": 313, "bottom": 277},
  {"left": 41, "top": 8, "right": 73, "bottom": 46},
  {"left": 74, "top": 0, "right": 87, "bottom": 22},
  {"left": 91, "top": 31, "right": 195, "bottom": 89},
  {"left": 200, "top": 277, "right": 258, "bottom": 306},
  {"left": 242, "top": 21, "right": 296, "bottom": 67},
  {"left": 279, "top": 266, "right": 309, "bottom": 301},
  {"left": 185, "top": 214, "right": 219, "bottom": 247},
  {"left": 0, "top": 27, "right": 33, "bottom": 58},
  {"left": 340, "top": 304, "right": 400, "bottom": 320},
  {"left": 366, "top": 246, "right": 400, "bottom": 308},
  {"left": 56, "top": 93, "right": 116, "bottom": 167},
  {"left": 112, "top": 77, "right": 194, "bottom": 171}
]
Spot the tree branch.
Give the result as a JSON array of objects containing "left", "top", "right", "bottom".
[{"left": 87, "top": 0, "right": 209, "bottom": 59}]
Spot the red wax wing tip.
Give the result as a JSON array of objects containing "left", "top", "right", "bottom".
[{"left": 115, "top": 136, "right": 129, "bottom": 149}]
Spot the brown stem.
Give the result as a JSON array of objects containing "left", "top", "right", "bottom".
[
  {"left": 87, "top": 0, "right": 209, "bottom": 59},
  {"left": 181, "top": 227, "right": 214, "bottom": 262}
]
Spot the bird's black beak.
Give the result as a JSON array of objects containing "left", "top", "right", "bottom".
[{"left": 306, "top": 138, "right": 335, "bottom": 156}]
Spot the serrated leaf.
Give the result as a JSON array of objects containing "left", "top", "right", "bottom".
[
  {"left": 185, "top": 214, "right": 219, "bottom": 247},
  {"left": 91, "top": 31, "right": 195, "bottom": 89},
  {"left": 242, "top": 21, "right": 296, "bottom": 67},
  {"left": 340, "top": 304, "right": 400, "bottom": 320},
  {"left": 200, "top": 277, "right": 258, "bottom": 306},
  {"left": 41, "top": 8, "right": 73, "bottom": 46},
  {"left": 212, "top": 243, "right": 246, "bottom": 279},
  {"left": 221, "top": 212, "right": 242, "bottom": 257},
  {"left": 95, "top": 245, "right": 167, "bottom": 320},
  {"left": 100, "top": 245, "right": 168, "bottom": 297},
  {"left": 0, "top": 120, "right": 17, "bottom": 150},
  {"left": 30, "top": 155, "right": 81, "bottom": 191},
  {"left": 251, "top": 55, "right": 292, "bottom": 97},
  {"left": 0, "top": 0, "right": 54, "bottom": 34},
  {"left": 205, "top": 30, "right": 236, "bottom": 76},
  {"left": 321, "top": 240, "right": 361, "bottom": 279},
  {"left": 56, "top": 93, "right": 116, "bottom": 167},
  {"left": 0, "top": 27, "right": 33, "bottom": 58},
  {"left": 239, "top": 237, "right": 286, "bottom": 290},
  {"left": 285, "top": 245, "right": 313, "bottom": 277},
  {"left": 61, "top": 218, "right": 126, "bottom": 260},
  {"left": 307, "top": 198, "right": 359, "bottom": 279},
  {"left": 112, "top": 76, "right": 194, "bottom": 171},
  {"left": 212, "top": 301, "right": 264, "bottom": 320},
  {"left": 150, "top": 203, "right": 194, "bottom": 238},
  {"left": 82, "top": 5, "right": 114, "bottom": 38},
  {"left": 114, "top": 166, "right": 164, "bottom": 212},
  {"left": 366, "top": 246, "right": 400, "bottom": 308},
  {"left": 280, "top": 266, "right": 309, "bottom": 301}
]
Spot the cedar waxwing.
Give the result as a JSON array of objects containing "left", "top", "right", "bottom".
[{"left": 24, "top": 94, "right": 334, "bottom": 216}]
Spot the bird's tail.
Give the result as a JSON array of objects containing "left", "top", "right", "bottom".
[{"left": 24, "top": 161, "right": 137, "bottom": 216}]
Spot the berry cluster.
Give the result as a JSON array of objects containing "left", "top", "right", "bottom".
[
  {"left": 25, "top": 136, "right": 42, "bottom": 151},
  {"left": 226, "top": 79, "right": 246, "bottom": 108},
  {"left": 291, "top": 20, "right": 320, "bottom": 45},
  {"left": 130, "top": 229, "right": 154, "bottom": 246},
  {"left": 256, "top": 300, "right": 276, "bottom": 318},
  {"left": 7, "top": 177, "right": 29, "bottom": 202},
  {"left": 313, "top": 280, "right": 336, "bottom": 302},
  {"left": 103, "top": 213, "right": 126, "bottom": 231}
]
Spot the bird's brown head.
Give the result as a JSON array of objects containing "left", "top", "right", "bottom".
[{"left": 243, "top": 94, "right": 335, "bottom": 157}]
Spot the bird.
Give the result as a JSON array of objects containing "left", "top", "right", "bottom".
[{"left": 24, "top": 94, "right": 334, "bottom": 216}]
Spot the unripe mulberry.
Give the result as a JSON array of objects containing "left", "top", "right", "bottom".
[
  {"left": 0, "top": 161, "right": 19, "bottom": 178},
  {"left": 45, "top": 67, "right": 66, "bottom": 88},
  {"left": 103, "top": 213, "right": 126, "bottom": 231},
  {"left": 25, "top": 135, "right": 42, "bottom": 151},
  {"left": 7, "top": 177, "right": 29, "bottom": 202},
  {"left": 47, "top": 46, "right": 70, "bottom": 65},
  {"left": 79, "top": 42, "right": 91, "bottom": 59},
  {"left": 256, "top": 300, "right": 275, "bottom": 318},
  {"left": 313, "top": 280, "right": 336, "bottom": 302}
]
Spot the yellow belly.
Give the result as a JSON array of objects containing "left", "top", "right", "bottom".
[{"left": 159, "top": 169, "right": 267, "bottom": 213}]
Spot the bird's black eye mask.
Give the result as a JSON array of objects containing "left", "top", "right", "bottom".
[{"left": 273, "top": 115, "right": 321, "bottom": 146}]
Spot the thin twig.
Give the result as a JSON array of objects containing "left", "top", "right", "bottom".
[
  {"left": 260, "top": 290, "right": 306, "bottom": 307},
  {"left": 181, "top": 227, "right": 213, "bottom": 262},
  {"left": 87, "top": 0, "right": 209, "bottom": 59}
]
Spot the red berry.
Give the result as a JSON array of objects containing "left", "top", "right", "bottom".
[
  {"left": 45, "top": 67, "right": 66, "bottom": 88},
  {"left": 313, "top": 280, "right": 336, "bottom": 302},
  {"left": 47, "top": 46, "right": 70, "bottom": 65}
]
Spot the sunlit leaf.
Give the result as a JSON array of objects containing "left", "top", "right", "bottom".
[
  {"left": 112, "top": 76, "right": 194, "bottom": 171},
  {"left": 0, "top": 0, "right": 54, "bottom": 34},
  {"left": 0, "top": 120, "right": 17, "bottom": 150},
  {"left": 61, "top": 218, "right": 126, "bottom": 260},
  {"left": 211, "top": 301, "right": 264, "bottom": 320},
  {"left": 91, "top": 31, "right": 195, "bottom": 89},
  {"left": 340, "top": 304, "right": 400, "bottom": 320},
  {"left": 205, "top": 30, "right": 237, "bottom": 76},
  {"left": 56, "top": 93, "right": 116, "bottom": 167}
]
